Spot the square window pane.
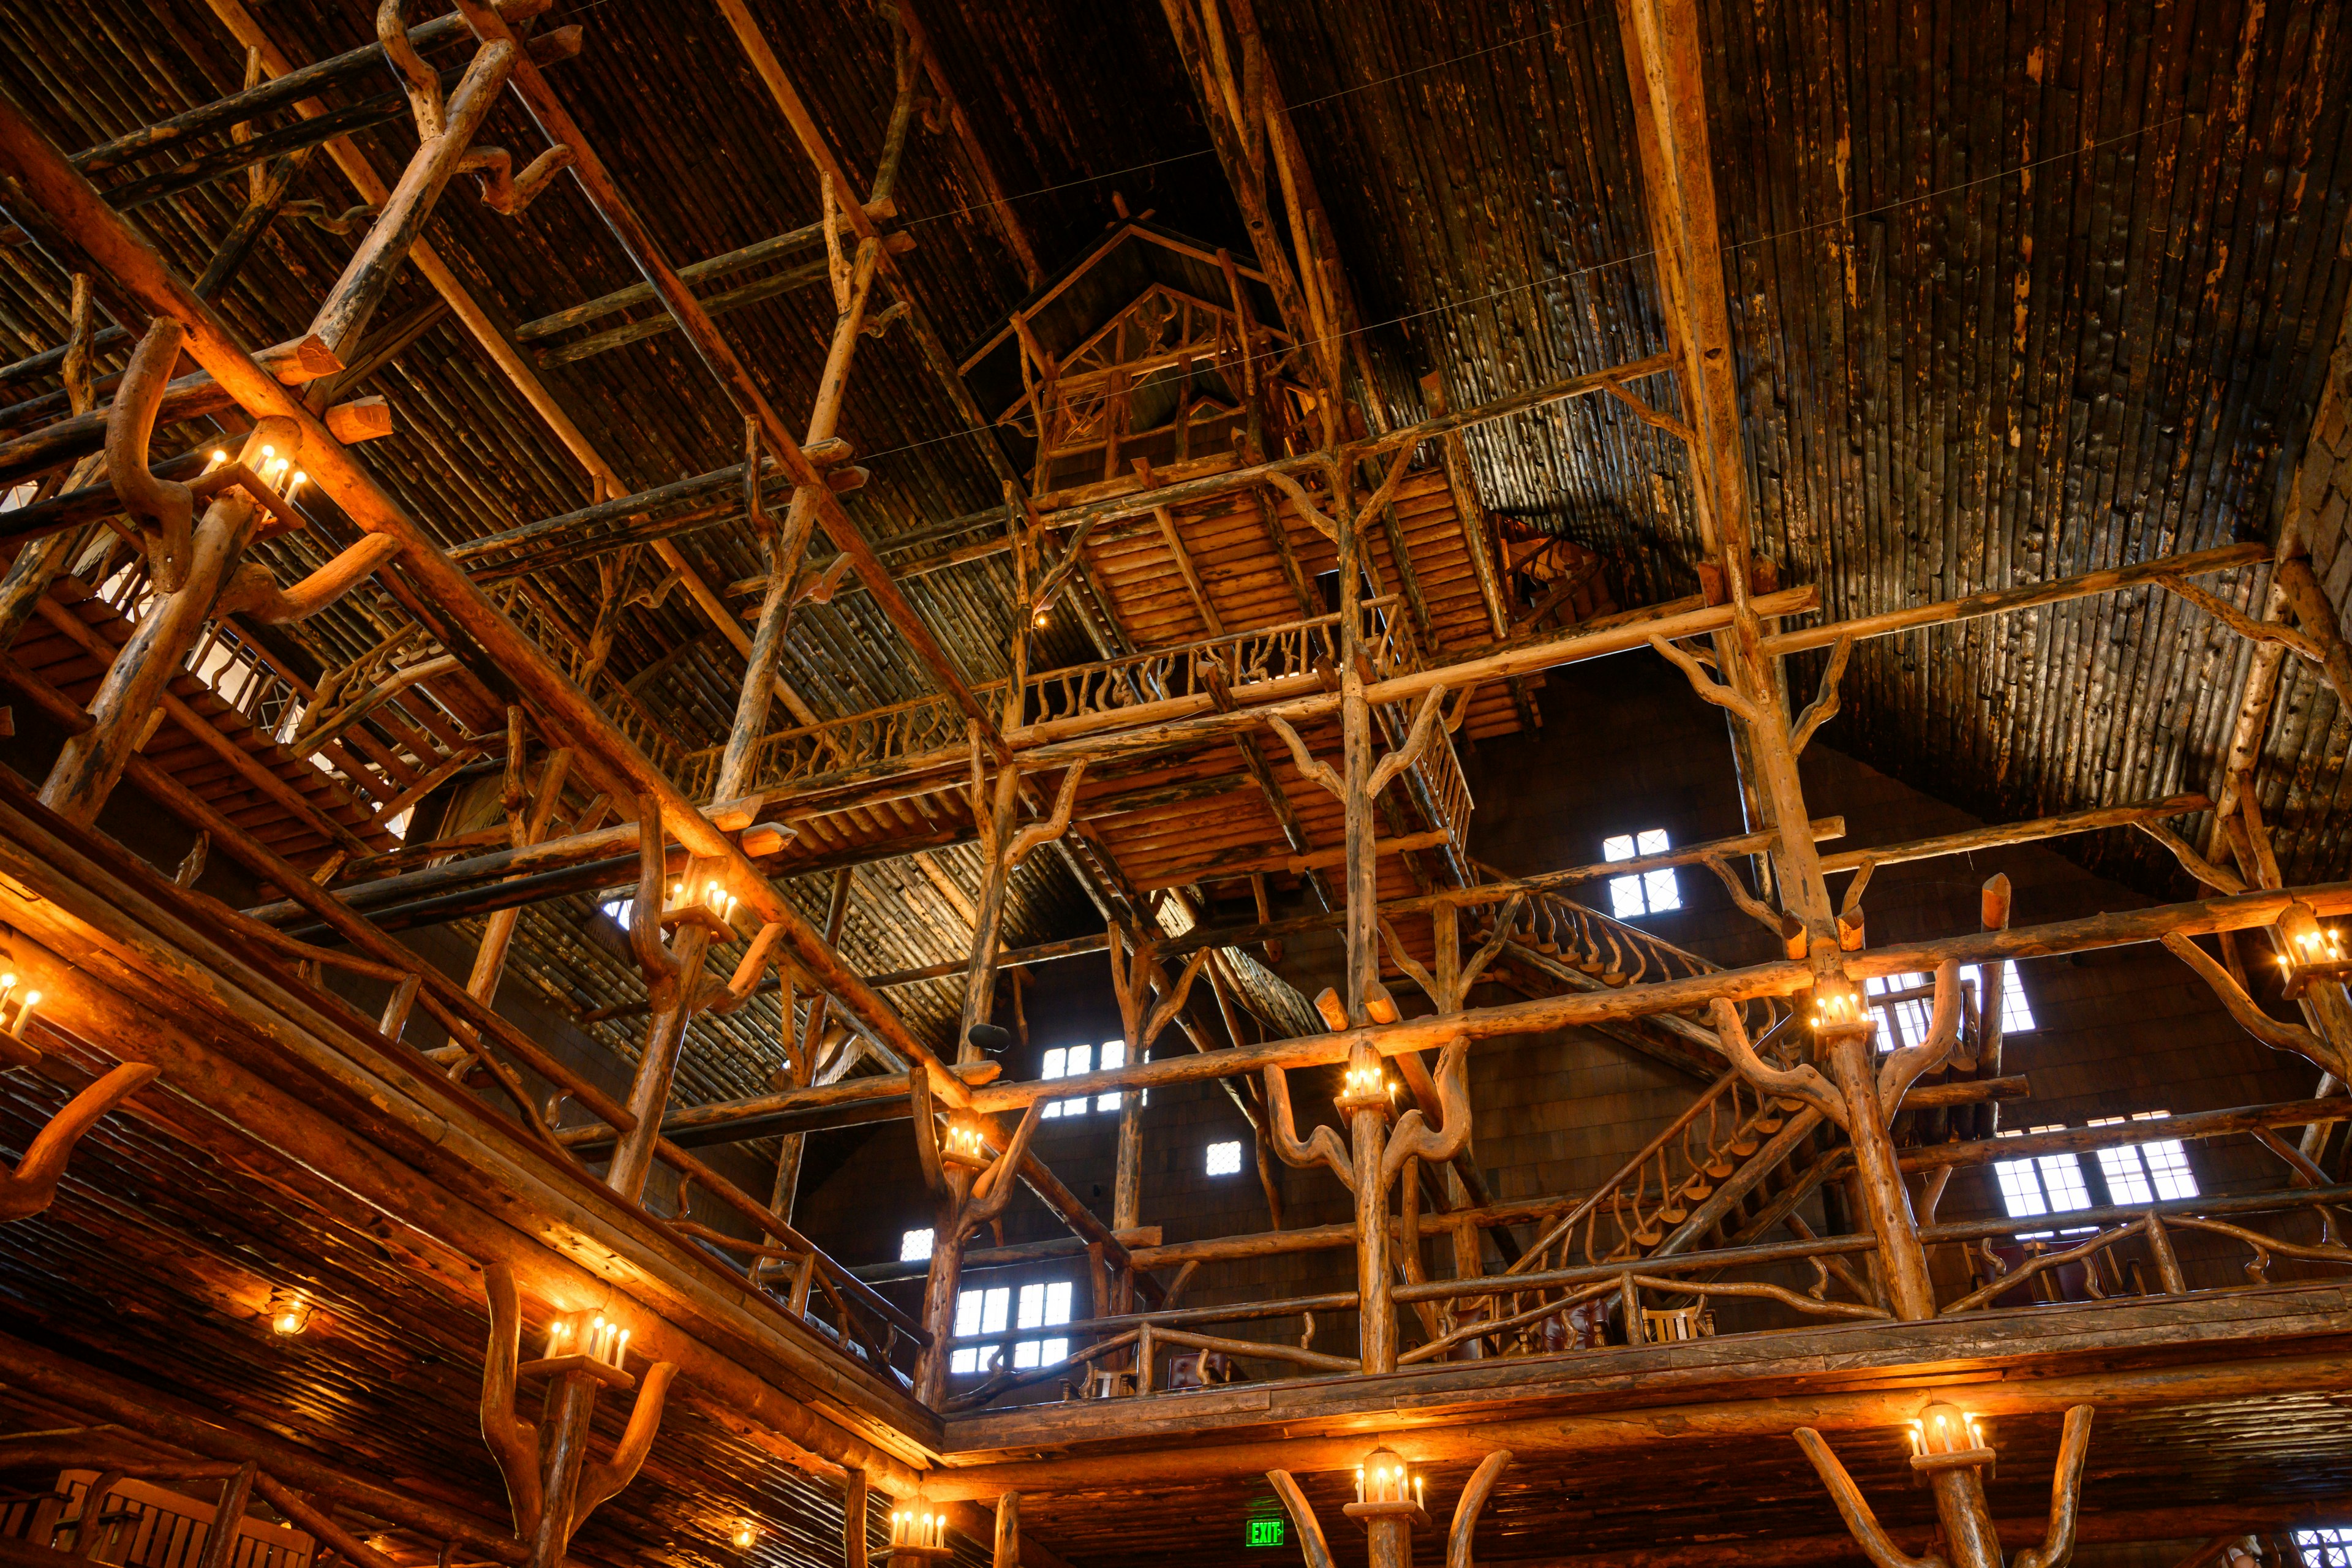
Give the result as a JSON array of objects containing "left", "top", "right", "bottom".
[
  {"left": 1642, "top": 867, "right": 1681, "bottom": 911},
  {"left": 954, "top": 1289, "right": 984, "bottom": 1337},
  {"left": 900, "top": 1227, "right": 935, "bottom": 1262},
  {"left": 1098, "top": 1040, "right": 1126, "bottom": 1111},
  {"left": 1043, "top": 1281, "right": 1072, "bottom": 1325},
  {"left": 1636, "top": 828, "right": 1670, "bottom": 855},
  {"left": 1602, "top": 834, "right": 1635, "bottom": 862},
  {"left": 2095, "top": 1146, "right": 2154, "bottom": 1206},
  {"left": 2035, "top": 1153, "right": 2091, "bottom": 1212},
  {"left": 1012, "top": 1340, "right": 1041, "bottom": 1370},
  {"left": 2299, "top": 1528, "right": 2352, "bottom": 1568},
  {"left": 1994, "top": 1159, "right": 2049, "bottom": 1218},
  {"left": 950, "top": 1347, "right": 980, "bottom": 1375},
  {"left": 1042, "top": 1047, "right": 1066, "bottom": 1079},
  {"left": 1041, "top": 1336, "right": 1068, "bottom": 1364},
  {"left": 981, "top": 1287, "right": 1009, "bottom": 1335},
  {"left": 2139, "top": 1138, "right": 2198, "bottom": 1200},
  {"left": 1608, "top": 874, "right": 1646, "bottom": 919},
  {"left": 1206, "top": 1140, "right": 1243, "bottom": 1176}
]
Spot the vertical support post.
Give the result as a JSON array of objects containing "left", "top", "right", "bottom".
[{"left": 528, "top": 1375, "right": 600, "bottom": 1568}]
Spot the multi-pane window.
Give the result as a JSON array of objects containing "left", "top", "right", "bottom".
[
  {"left": 2299, "top": 1528, "right": 2352, "bottom": 1568},
  {"left": 1205, "top": 1140, "right": 1243, "bottom": 1177},
  {"left": 899, "top": 1228, "right": 935, "bottom": 1262},
  {"left": 948, "top": 1279, "right": 1072, "bottom": 1375},
  {"left": 1039, "top": 1041, "right": 1135, "bottom": 1118},
  {"left": 1992, "top": 1125, "right": 2094, "bottom": 1240},
  {"left": 2087, "top": 1112, "right": 2199, "bottom": 1204},
  {"left": 600, "top": 897, "right": 633, "bottom": 931},
  {"left": 1863, "top": 962, "right": 2035, "bottom": 1051},
  {"left": 1602, "top": 830, "right": 1679, "bottom": 919}
]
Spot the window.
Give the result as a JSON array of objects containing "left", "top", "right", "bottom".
[
  {"left": 1039, "top": 1041, "right": 1140, "bottom": 1117},
  {"left": 899, "top": 1227, "right": 935, "bottom": 1262},
  {"left": 600, "top": 897, "right": 634, "bottom": 932},
  {"left": 1040, "top": 1044, "right": 1091, "bottom": 1117},
  {"left": 1602, "top": 829, "right": 1679, "bottom": 919},
  {"left": 949, "top": 1278, "right": 1071, "bottom": 1375},
  {"left": 1992, "top": 1125, "right": 2094, "bottom": 1239},
  {"left": 2087, "top": 1112, "right": 2199, "bottom": 1204},
  {"left": 1864, "top": 962, "right": 2035, "bottom": 1051},
  {"left": 2299, "top": 1528, "right": 2352, "bottom": 1568},
  {"left": 1205, "top": 1140, "right": 1243, "bottom": 1177}
]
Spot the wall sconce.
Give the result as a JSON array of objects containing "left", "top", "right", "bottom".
[
  {"left": 662, "top": 878, "right": 741, "bottom": 937},
  {"left": 1902, "top": 1401, "right": 1992, "bottom": 1474},
  {"left": 266, "top": 1289, "right": 314, "bottom": 1336},
  {"left": 887, "top": 1506, "right": 953, "bottom": 1563},
  {"left": 0, "top": 971, "right": 43, "bottom": 1041},
  {"left": 1345, "top": 1446, "right": 1427, "bottom": 1523},
  {"left": 537, "top": 1310, "right": 631, "bottom": 1371},
  {"left": 1807, "top": 981, "right": 1872, "bottom": 1042},
  {"left": 941, "top": 1118, "right": 990, "bottom": 1169},
  {"left": 2278, "top": 921, "right": 2352, "bottom": 1000},
  {"left": 1030, "top": 607, "right": 1050, "bottom": 629},
  {"left": 729, "top": 1521, "right": 760, "bottom": 1551},
  {"left": 1337, "top": 1060, "right": 1398, "bottom": 1112}
]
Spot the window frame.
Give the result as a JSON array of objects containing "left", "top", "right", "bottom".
[
  {"left": 948, "top": 1274, "right": 1074, "bottom": 1377},
  {"left": 1205, "top": 1139, "right": 1243, "bottom": 1177},
  {"left": 1602, "top": 828, "right": 1681, "bottom": 920}
]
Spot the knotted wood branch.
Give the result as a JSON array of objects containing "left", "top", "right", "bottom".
[
  {"left": 105, "top": 319, "right": 196, "bottom": 591},
  {"left": 2161, "top": 933, "right": 2346, "bottom": 1077},
  {"left": 570, "top": 1362, "right": 674, "bottom": 1538},
  {"left": 703, "top": 923, "right": 788, "bottom": 1017},
  {"left": 0, "top": 1063, "right": 159, "bottom": 1223},
  {"left": 626, "top": 794, "right": 684, "bottom": 998},
  {"left": 1379, "top": 1035, "right": 1471, "bottom": 1191},
  {"left": 1007, "top": 761, "right": 1088, "bottom": 872},
  {"left": 1708, "top": 998, "right": 1848, "bottom": 1131},
  {"left": 1262, "top": 468, "right": 1340, "bottom": 543},
  {"left": 1447, "top": 1450, "right": 1514, "bottom": 1568},
  {"left": 1265, "top": 1472, "right": 1338, "bottom": 1568},
  {"left": 478, "top": 1262, "right": 544, "bottom": 1537},
  {"left": 1648, "top": 634, "right": 1762, "bottom": 723},
  {"left": 2160, "top": 574, "right": 2328, "bottom": 665},
  {"left": 377, "top": 0, "right": 445, "bottom": 139},
  {"left": 2135, "top": 820, "right": 2246, "bottom": 895},
  {"left": 1263, "top": 1065, "right": 1353, "bottom": 1193},
  {"left": 1366, "top": 684, "right": 1448, "bottom": 802},
  {"left": 961, "top": 1100, "right": 1046, "bottom": 1235},
  {"left": 2011, "top": 1406, "right": 2096, "bottom": 1568},
  {"left": 1263, "top": 714, "right": 1343, "bottom": 800},
  {"left": 216, "top": 535, "right": 404, "bottom": 624},
  {"left": 1701, "top": 854, "right": 1802, "bottom": 941},
  {"left": 1876, "top": 959, "right": 1962, "bottom": 1120},
  {"left": 1790, "top": 635, "right": 1853, "bottom": 755},
  {"left": 1790, "top": 1429, "right": 1947, "bottom": 1568},
  {"left": 910, "top": 1059, "right": 946, "bottom": 1196}
]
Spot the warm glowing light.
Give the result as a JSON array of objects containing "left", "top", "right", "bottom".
[
  {"left": 943, "top": 1120, "right": 987, "bottom": 1163},
  {"left": 1341, "top": 1063, "right": 1396, "bottom": 1102},
  {"left": 287, "top": 470, "right": 308, "bottom": 503},
  {"left": 0, "top": 973, "right": 39, "bottom": 1039},
  {"left": 267, "top": 1290, "right": 314, "bottom": 1336},
  {"left": 1350, "top": 1446, "right": 1420, "bottom": 1510},
  {"left": 730, "top": 1524, "right": 758, "bottom": 1550},
  {"left": 889, "top": 1509, "right": 948, "bottom": 1555},
  {"left": 1031, "top": 608, "right": 1050, "bottom": 628}
]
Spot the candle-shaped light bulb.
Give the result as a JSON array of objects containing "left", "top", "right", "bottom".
[
  {"left": 616, "top": 1327, "right": 630, "bottom": 1364},
  {"left": 288, "top": 470, "right": 307, "bottom": 502},
  {"left": 259, "top": 445, "right": 276, "bottom": 461},
  {"left": 1414, "top": 1476, "right": 1424, "bottom": 1509}
]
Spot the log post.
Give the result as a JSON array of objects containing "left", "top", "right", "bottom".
[
  {"left": 912, "top": 1089, "right": 1044, "bottom": 1407},
  {"left": 468, "top": 713, "right": 572, "bottom": 1006}
]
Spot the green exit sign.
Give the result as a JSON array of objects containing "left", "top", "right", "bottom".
[{"left": 1246, "top": 1519, "right": 1286, "bottom": 1549}]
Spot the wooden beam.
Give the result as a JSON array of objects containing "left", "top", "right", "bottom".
[{"left": 1819, "top": 794, "right": 2212, "bottom": 874}]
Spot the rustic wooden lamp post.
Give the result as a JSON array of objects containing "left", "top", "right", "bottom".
[
  {"left": 1268, "top": 1449, "right": 1510, "bottom": 1568},
  {"left": 1265, "top": 1036, "right": 1472, "bottom": 1372},
  {"left": 1795, "top": 1403, "right": 2094, "bottom": 1568},
  {"left": 911, "top": 1079, "right": 1047, "bottom": 1404},
  {"left": 479, "top": 1264, "right": 675, "bottom": 1568}
]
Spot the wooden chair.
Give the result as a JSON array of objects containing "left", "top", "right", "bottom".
[
  {"left": 1640, "top": 1303, "right": 1714, "bottom": 1343},
  {"left": 1082, "top": 1366, "right": 1137, "bottom": 1400}
]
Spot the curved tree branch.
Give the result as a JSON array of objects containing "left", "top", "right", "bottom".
[
  {"left": 478, "top": 1262, "right": 543, "bottom": 1540},
  {"left": 1791, "top": 1429, "right": 1946, "bottom": 1568},
  {"left": 1647, "top": 635, "right": 1760, "bottom": 723},
  {"left": 1265, "top": 1472, "right": 1338, "bottom": 1568},
  {"left": 2134, "top": 820, "right": 2246, "bottom": 895},
  {"left": 2161, "top": 932, "right": 2343, "bottom": 1076},
  {"left": 1875, "top": 959, "right": 1962, "bottom": 1120},
  {"left": 0, "top": 1063, "right": 159, "bottom": 1223},
  {"left": 2011, "top": 1406, "right": 2096, "bottom": 1568},
  {"left": 1446, "top": 1450, "right": 1513, "bottom": 1568},
  {"left": 1263, "top": 713, "right": 1344, "bottom": 800},
  {"left": 105, "top": 319, "right": 195, "bottom": 592},
  {"left": 1700, "top": 855, "right": 1801, "bottom": 941},
  {"left": 571, "top": 1360, "right": 675, "bottom": 1537},
  {"left": 626, "top": 796, "right": 678, "bottom": 989},
  {"left": 1262, "top": 469, "right": 1340, "bottom": 543},
  {"left": 1007, "top": 760, "right": 1088, "bottom": 872},
  {"left": 1142, "top": 947, "right": 1213, "bottom": 1049},
  {"left": 1381, "top": 1036, "right": 1471, "bottom": 1193},
  {"left": 215, "top": 535, "right": 403, "bottom": 624},
  {"left": 1790, "top": 636, "right": 1854, "bottom": 755},
  {"left": 1264, "top": 1065, "right": 1354, "bottom": 1194},
  {"left": 1367, "top": 684, "right": 1448, "bottom": 801},
  {"left": 910, "top": 1060, "right": 946, "bottom": 1197},
  {"left": 1709, "top": 998, "right": 1848, "bottom": 1132},
  {"left": 1378, "top": 917, "right": 1442, "bottom": 1010},
  {"left": 966, "top": 1099, "right": 1047, "bottom": 1227},
  {"left": 377, "top": 0, "right": 445, "bottom": 139}
]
